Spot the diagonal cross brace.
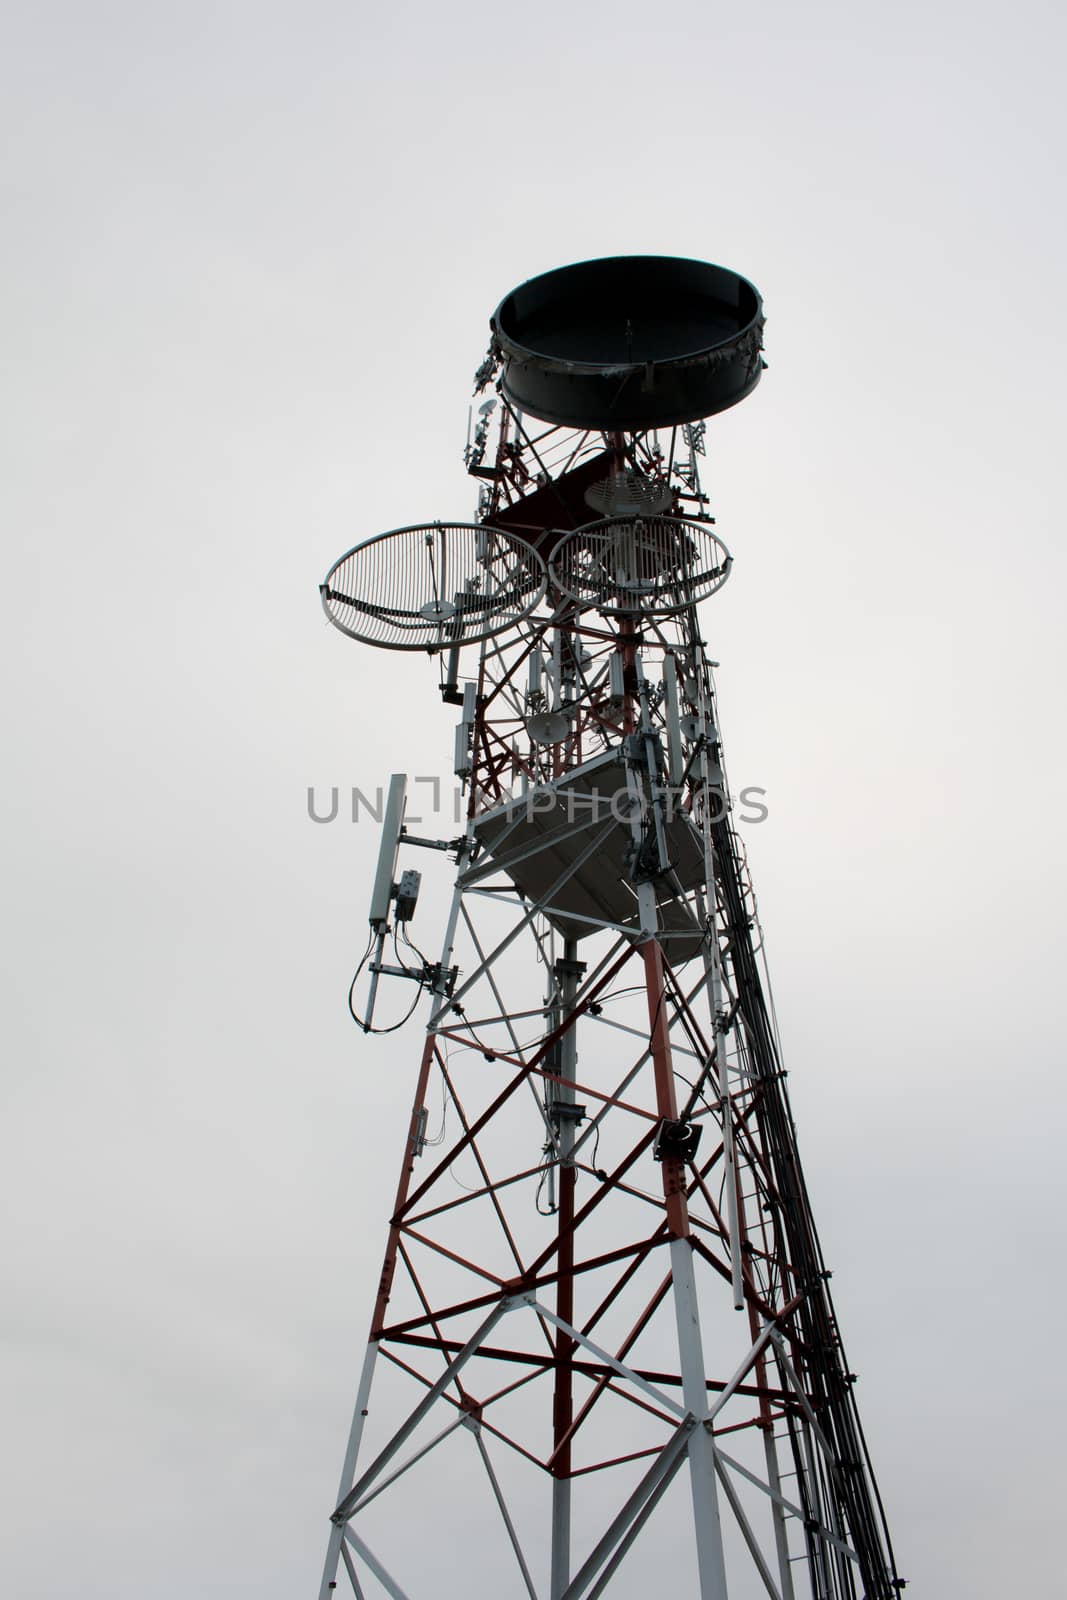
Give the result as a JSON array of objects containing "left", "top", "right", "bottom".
[
  {"left": 526, "top": 1294, "right": 687, "bottom": 1420},
  {"left": 342, "top": 1529, "right": 412, "bottom": 1600},
  {"left": 333, "top": 1299, "right": 512, "bottom": 1523},
  {"left": 560, "top": 1416, "right": 698, "bottom": 1600}
]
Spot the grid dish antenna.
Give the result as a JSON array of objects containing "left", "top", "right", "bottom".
[
  {"left": 321, "top": 522, "right": 547, "bottom": 651},
  {"left": 550, "top": 514, "right": 731, "bottom": 617}
]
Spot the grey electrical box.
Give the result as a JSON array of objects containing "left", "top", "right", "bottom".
[{"left": 394, "top": 869, "right": 421, "bottom": 923}]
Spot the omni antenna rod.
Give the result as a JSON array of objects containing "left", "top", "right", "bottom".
[{"left": 315, "top": 254, "right": 903, "bottom": 1600}]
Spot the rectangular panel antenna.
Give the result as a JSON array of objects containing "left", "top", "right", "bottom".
[{"left": 368, "top": 773, "right": 407, "bottom": 927}]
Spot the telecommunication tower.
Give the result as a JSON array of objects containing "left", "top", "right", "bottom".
[{"left": 316, "top": 257, "right": 902, "bottom": 1599}]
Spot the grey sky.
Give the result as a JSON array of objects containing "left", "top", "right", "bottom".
[{"left": 2, "top": 2, "right": 1065, "bottom": 1594}]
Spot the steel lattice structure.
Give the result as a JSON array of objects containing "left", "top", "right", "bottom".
[{"left": 316, "top": 257, "right": 902, "bottom": 1600}]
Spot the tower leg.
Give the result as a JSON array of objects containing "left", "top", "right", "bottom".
[
  {"left": 670, "top": 1238, "right": 730, "bottom": 1600},
  {"left": 643, "top": 938, "right": 730, "bottom": 1600},
  {"left": 550, "top": 945, "right": 582, "bottom": 1598},
  {"left": 321, "top": 1029, "right": 440, "bottom": 1596},
  {"left": 319, "top": 1340, "right": 379, "bottom": 1600},
  {"left": 551, "top": 1477, "right": 571, "bottom": 1600}
]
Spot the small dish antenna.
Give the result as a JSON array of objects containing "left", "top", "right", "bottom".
[
  {"left": 526, "top": 709, "right": 573, "bottom": 746},
  {"left": 584, "top": 469, "right": 673, "bottom": 518}
]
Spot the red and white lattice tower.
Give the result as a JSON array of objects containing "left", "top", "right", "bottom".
[{"left": 316, "top": 257, "right": 903, "bottom": 1600}]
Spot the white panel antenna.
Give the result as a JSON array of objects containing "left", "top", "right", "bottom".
[
  {"left": 662, "top": 654, "right": 684, "bottom": 786},
  {"left": 453, "top": 684, "right": 478, "bottom": 778},
  {"left": 608, "top": 649, "right": 625, "bottom": 706},
  {"left": 368, "top": 774, "right": 407, "bottom": 928}
]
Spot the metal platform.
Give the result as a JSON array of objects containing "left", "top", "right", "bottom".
[{"left": 469, "top": 750, "right": 709, "bottom": 961}]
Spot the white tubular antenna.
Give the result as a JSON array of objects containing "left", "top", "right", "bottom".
[
  {"left": 453, "top": 724, "right": 470, "bottom": 778},
  {"left": 662, "top": 655, "right": 684, "bottom": 786},
  {"left": 608, "top": 650, "right": 625, "bottom": 706},
  {"left": 369, "top": 774, "right": 407, "bottom": 928},
  {"left": 528, "top": 650, "right": 543, "bottom": 700}
]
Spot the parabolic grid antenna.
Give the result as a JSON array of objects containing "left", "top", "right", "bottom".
[
  {"left": 316, "top": 255, "right": 903, "bottom": 1600},
  {"left": 320, "top": 521, "right": 546, "bottom": 651},
  {"left": 550, "top": 514, "right": 732, "bottom": 616}
]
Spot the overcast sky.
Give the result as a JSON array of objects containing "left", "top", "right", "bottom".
[{"left": 3, "top": 2, "right": 1066, "bottom": 1595}]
